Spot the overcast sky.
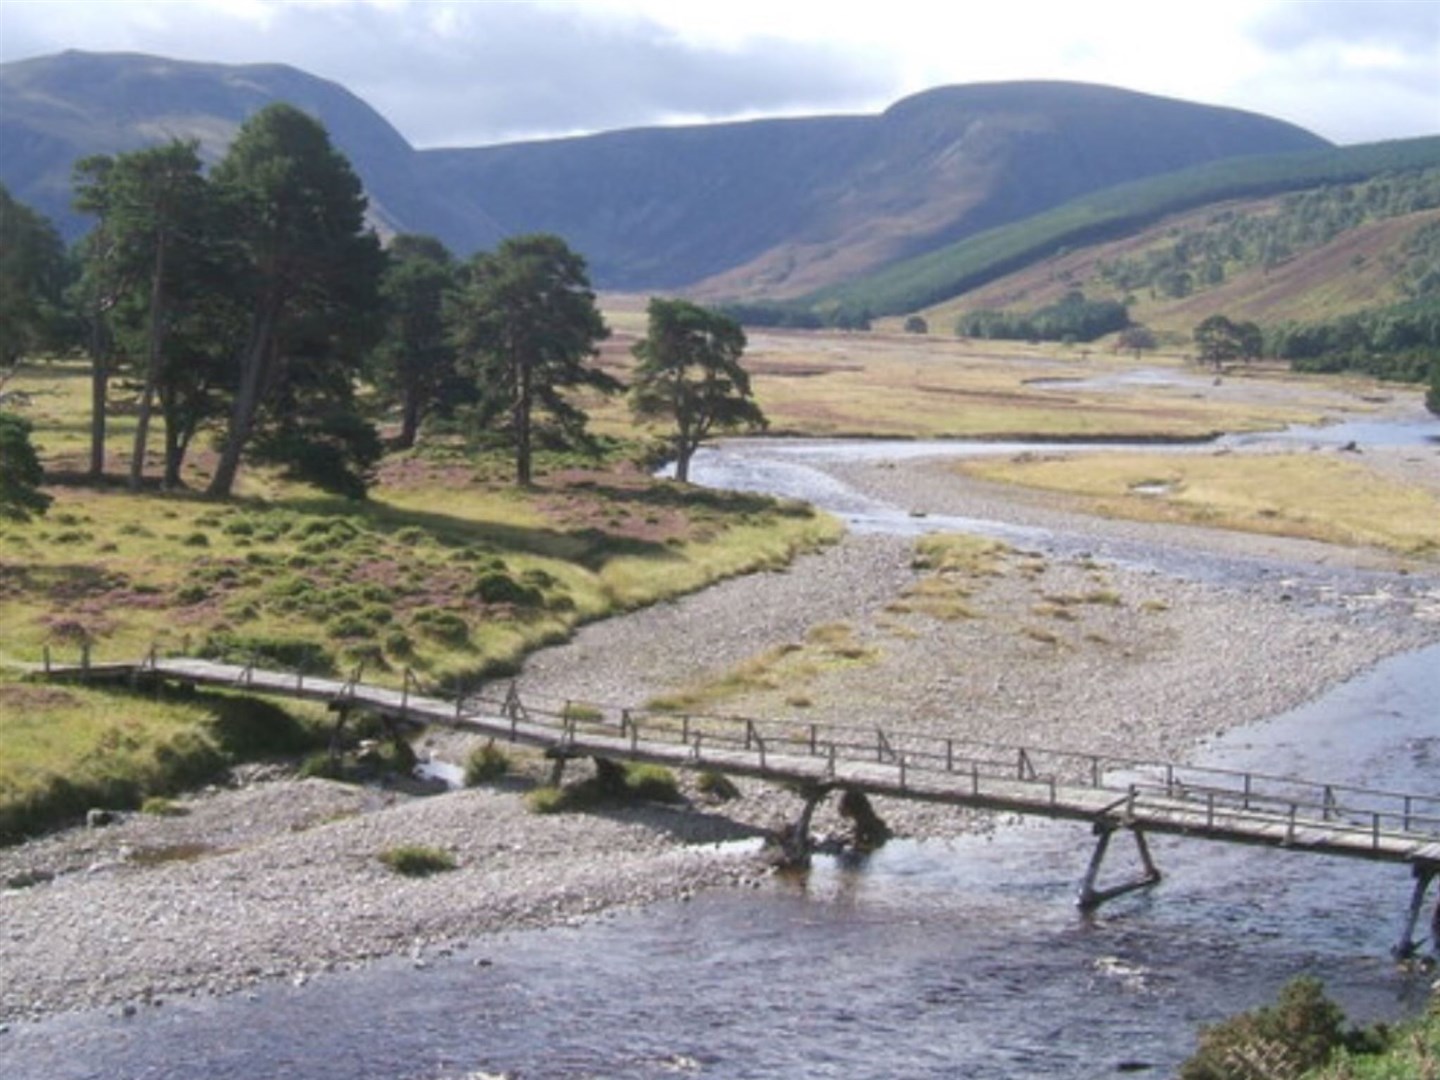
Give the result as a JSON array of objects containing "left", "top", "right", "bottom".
[{"left": 1, "top": 0, "right": 1436, "bottom": 148}]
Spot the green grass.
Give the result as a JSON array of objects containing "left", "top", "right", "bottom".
[
  {"left": 377, "top": 845, "right": 457, "bottom": 877},
  {"left": 0, "top": 673, "right": 329, "bottom": 842},
  {"left": 959, "top": 451, "right": 1440, "bottom": 555},
  {"left": 463, "top": 741, "right": 511, "bottom": 785},
  {"left": 0, "top": 359, "right": 845, "bottom": 841}
]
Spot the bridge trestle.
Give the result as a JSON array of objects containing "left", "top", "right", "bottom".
[
  {"left": 1077, "top": 822, "right": 1163, "bottom": 912},
  {"left": 1394, "top": 861, "right": 1440, "bottom": 959}
]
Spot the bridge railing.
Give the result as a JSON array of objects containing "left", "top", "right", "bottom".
[{"left": 471, "top": 684, "right": 1440, "bottom": 842}]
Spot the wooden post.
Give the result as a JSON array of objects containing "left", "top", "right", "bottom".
[
  {"left": 1394, "top": 863, "right": 1438, "bottom": 959},
  {"left": 43, "top": 644, "right": 50, "bottom": 674},
  {"left": 1018, "top": 748, "right": 1034, "bottom": 780}
]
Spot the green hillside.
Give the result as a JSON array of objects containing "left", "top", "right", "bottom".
[{"left": 789, "top": 136, "right": 1440, "bottom": 322}]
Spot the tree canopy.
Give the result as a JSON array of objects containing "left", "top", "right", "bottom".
[
  {"left": 369, "top": 234, "right": 465, "bottom": 450},
  {"left": 450, "top": 234, "right": 616, "bottom": 486},
  {"left": 73, "top": 140, "right": 214, "bottom": 489},
  {"left": 630, "top": 298, "right": 766, "bottom": 483},
  {"left": 0, "top": 185, "right": 67, "bottom": 369},
  {"left": 0, "top": 411, "right": 51, "bottom": 521},
  {"left": 205, "top": 103, "right": 384, "bottom": 499},
  {"left": 1193, "top": 314, "right": 1262, "bottom": 370}
]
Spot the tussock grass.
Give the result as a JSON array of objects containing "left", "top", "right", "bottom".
[
  {"left": 525, "top": 760, "right": 683, "bottom": 814},
  {"left": 887, "top": 533, "right": 1010, "bottom": 622},
  {"left": 648, "top": 621, "right": 879, "bottom": 715},
  {"left": 463, "top": 741, "right": 510, "bottom": 785},
  {"left": 960, "top": 451, "right": 1440, "bottom": 555},
  {"left": 378, "top": 845, "right": 456, "bottom": 877}
]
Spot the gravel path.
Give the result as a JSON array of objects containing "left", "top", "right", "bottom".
[{"left": 2, "top": 437, "right": 1437, "bottom": 1024}]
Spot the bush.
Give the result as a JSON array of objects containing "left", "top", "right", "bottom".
[
  {"left": 378, "top": 845, "right": 456, "bottom": 877},
  {"left": 413, "top": 609, "right": 469, "bottom": 645},
  {"left": 623, "top": 762, "right": 682, "bottom": 803},
  {"left": 197, "top": 632, "right": 334, "bottom": 674},
  {"left": 464, "top": 741, "right": 510, "bottom": 785},
  {"left": 1181, "top": 977, "right": 1349, "bottom": 1080},
  {"left": 697, "top": 769, "right": 740, "bottom": 801},
  {"left": 472, "top": 571, "right": 544, "bottom": 607},
  {"left": 526, "top": 785, "right": 566, "bottom": 814}
]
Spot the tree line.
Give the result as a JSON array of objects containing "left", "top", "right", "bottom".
[{"left": 0, "top": 104, "right": 765, "bottom": 516}]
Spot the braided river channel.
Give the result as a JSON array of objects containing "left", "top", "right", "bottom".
[{"left": 5, "top": 417, "right": 1439, "bottom": 1080}]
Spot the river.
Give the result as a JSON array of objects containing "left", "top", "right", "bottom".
[{"left": 3, "top": 422, "right": 1437, "bottom": 1080}]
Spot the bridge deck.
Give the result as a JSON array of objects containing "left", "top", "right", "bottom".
[{"left": 40, "top": 655, "right": 1440, "bottom": 873}]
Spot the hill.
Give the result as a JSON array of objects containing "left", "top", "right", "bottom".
[
  {"left": 797, "top": 137, "right": 1440, "bottom": 326},
  {"left": 0, "top": 51, "right": 1329, "bottom": 291},
  {"left": 0, "top": 49, "right": 475, "bottom": 245}
]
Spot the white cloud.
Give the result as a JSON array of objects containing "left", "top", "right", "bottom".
[{"left": 0, "top": 0, "right": 1435, "bottom": 146}]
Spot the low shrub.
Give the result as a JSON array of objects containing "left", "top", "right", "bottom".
[
  {"left": 472, "top": 571, "right": 544, "bottom": 607},
  {"left": 464, "top": 741, "right": 510, "bottom": 785},
  {"left": 1181, "top": 977, "right": 1352, "bottom": 1080},
  {"left": 623, "top": 763, "right": 682, "bottom": 803},
  {"left": 697, "top": 769, "right": 740, "bottom": 801},
  {"left": 197, "top": 632, "right": 335, "bottom": 675},
  {"left": 526, "top": 785, "right": 566, "bottom": 814},
  {"left": 378, "top": 845, "right": 456, "bottom": 877},
  {"left": 413, "top": 609, "right": 469, "bottom": 645}
]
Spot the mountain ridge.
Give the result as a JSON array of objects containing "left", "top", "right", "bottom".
[{"left": 0, "top": 50, "right": 1332, "bottom": 292}]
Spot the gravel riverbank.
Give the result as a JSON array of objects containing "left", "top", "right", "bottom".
[{"left": 3, "top": 442, "right": 1438, "bottom": 1025}]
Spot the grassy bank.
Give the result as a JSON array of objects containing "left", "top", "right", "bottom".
[
  {"left": 0, "top": 674, "right": 330, "bottom": 843},
  {"left": 1, "top": 359, "right": 840, "bottom": 840},
  {"left": 957, "top": 450, "right": 1440, "bottom": 556}
]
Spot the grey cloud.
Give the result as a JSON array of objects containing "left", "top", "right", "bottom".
[
  {"left": 327, "top": 4, "right": 899, "bottom": 147},
  {"left": 0, "top": 2, "right": 897, "bottom": 148},
  {"left": 0, "top": 1, "right": 892, "bottom": 149}
]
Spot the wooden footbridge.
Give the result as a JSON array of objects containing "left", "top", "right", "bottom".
[{"left": 37, "top": 649, "right": 1440, "bottom": 957}]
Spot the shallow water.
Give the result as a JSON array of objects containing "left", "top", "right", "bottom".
[
  {"left": 3, "top": 649, "right": 1436, "bottom": 1080},
  {"left": 682, "top": 423, "right": 1440, "bottom": 609}
]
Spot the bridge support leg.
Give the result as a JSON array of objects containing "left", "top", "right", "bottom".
[
  {"left": 327, "top": 704, "right": 351, "bottom": 766},
  {"left": 838, "top": 789, "right": 891, "bottom": 852},
  {"left": 772, "top": 784, "right": 831, "bottom": 870},
  {"left": 1393, "top": 863, "right": 1438, "bottom": 960},
  {"left": 544, "top": 748, "right": 569, "bottom": 787},
  {"left": 1077, "top": 825, "right": 1162, "bottom": 912}
]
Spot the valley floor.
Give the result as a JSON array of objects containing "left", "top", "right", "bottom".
[{"left": 2, "top": 434, "right": 1439, "bottom": 1025}]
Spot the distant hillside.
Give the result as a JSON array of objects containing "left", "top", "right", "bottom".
[
  {"left": 1, "top": 51, "right": 1329, "bottom": 292},
  {"left": 0, "top": 50, "right": 478, "bottom": 245},
  {"left": 431, "top": 81, "right": 1330, "bottom": 292},
  {"left": 925, "top": 178, "right": 1440, "bottom": 338},
  {"left": 801, "top": 137, "right": 1440, "bottom": 323}
]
